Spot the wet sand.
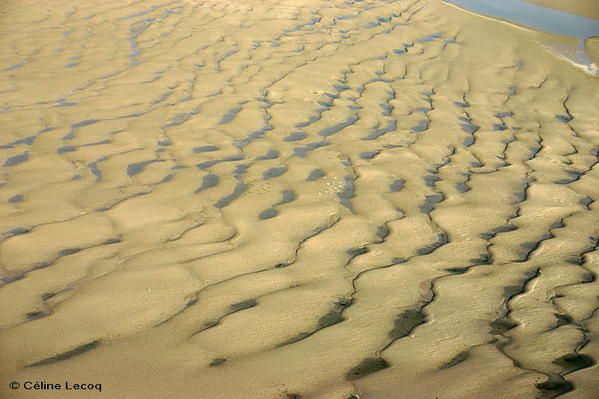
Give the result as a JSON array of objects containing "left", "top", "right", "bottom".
[{"left": 1, "top": 0, "right": 598, "bottom": 398}]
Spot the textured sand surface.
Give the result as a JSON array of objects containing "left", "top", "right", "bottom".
[{"left": 1, "top": 1, "right": 598, "bottom": 398}]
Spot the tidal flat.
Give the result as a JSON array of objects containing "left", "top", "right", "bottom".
[{"left": 1, "top": 1, "right": 598, "bottom": 398}]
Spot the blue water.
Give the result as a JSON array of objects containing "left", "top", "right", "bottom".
[
  {"left": 445, "top": 0, "right": 599, "bottom": 39},
  {"left": 445, "top": 0, "right": 599, "bottom": 74}
]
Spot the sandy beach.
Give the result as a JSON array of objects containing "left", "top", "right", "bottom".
[
  {"left": 1, "top": 0, "right": 598, "bottom": 398},
  {"left": 525, "top": 0, "right": 599, "bottom": 20}
]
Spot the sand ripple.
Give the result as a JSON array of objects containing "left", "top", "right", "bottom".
[{"left": 1, "top": 0, "right": 598, "bottom": 398}]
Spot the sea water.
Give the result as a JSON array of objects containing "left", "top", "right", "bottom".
[{"left": 445, "top": 0, "right": 599, "bottom": 74}]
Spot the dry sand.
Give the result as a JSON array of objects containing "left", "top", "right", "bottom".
[
  {"left": 0, "top": 0, "right": 598, "bottom": 398},
  {"left": 523, "top": 0, "right": 599, "bottom": 20}
]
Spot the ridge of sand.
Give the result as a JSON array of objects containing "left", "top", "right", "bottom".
[{"left": 0, "top": 1, "right": 598, "bottom": 398}]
